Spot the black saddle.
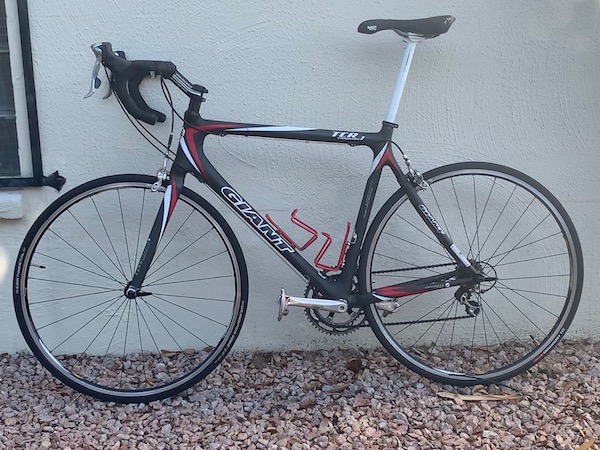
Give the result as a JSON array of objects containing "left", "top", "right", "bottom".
[{"left": 358, "top": 16, "right": 455, "bottom": 39}]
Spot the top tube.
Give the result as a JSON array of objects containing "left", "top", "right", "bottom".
[{"left": 182, "top": 117, "right": 396, "bottom": 148}]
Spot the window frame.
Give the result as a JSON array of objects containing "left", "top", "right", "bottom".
[{"left": 0, "top": 0, "right": 64, "bottom": 190}]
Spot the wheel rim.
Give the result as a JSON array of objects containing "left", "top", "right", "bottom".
[
  {"left": 365, "top": 166, "right": 581, "bottom": 381},
  {"left": 18, "top": 179, "right": 244, "bottom": 398}
]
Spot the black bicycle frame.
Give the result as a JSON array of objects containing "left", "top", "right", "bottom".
[{"left": 127, "top": 112, "right": 479, "bottom": 306}]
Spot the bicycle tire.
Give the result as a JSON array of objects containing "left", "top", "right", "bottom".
[
  {"left": 359, "top": 162, "right": 583, "bottom": 385},
  {"left": 14, "top": 174, "right": 248, "bottom": 403}
]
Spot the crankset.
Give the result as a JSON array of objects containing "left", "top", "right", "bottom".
[{"left": 303, "top": 285, "right": 367, "bottom": 335}]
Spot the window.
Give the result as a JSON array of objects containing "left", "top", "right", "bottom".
[
  {"left": 0, "top": 0, "right": 19, "bottom": 176},
  {"left": 0, "top": 0, "right": 63, "bottom": 189}
]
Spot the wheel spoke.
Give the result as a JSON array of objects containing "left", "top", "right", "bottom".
[
  {"left": 89, "top": 197, "right": 128, "bottom": 279},
  {"left": 133, "top": 188, "right": 147, "bottom": 274},
  {"left": 145, "top": 274, "right": 232, "bottom": 287},
  {"left": 48, "top": 294, "right": 125, "bottom": 353},
  {"left": 35, "top": 252, "right": 124, "bottom": 285},
  {"left": 146, "top": 227, "right": 214, "bottom": 280},
  {"left": 145, "top": 250, "right": 226, "bottom": 286},
  {"left": 47, "top": 230, "right": 124, "bottom": 285},
  {"left": 450, "top": 177, "right": 472, "bottom": 257},
  {"left": 476, "top": 185, "right": 517, "bottom": 261},
  {"left": 38, "top": 295, "right": 125, "bottom": 331}
]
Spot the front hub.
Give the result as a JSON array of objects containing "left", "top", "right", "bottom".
[
  {"left": 125, "top": 283, "right": 138, "bottom": 299},
  {"left": 124, "top": 283, "right": 152, "bottom": 299}
]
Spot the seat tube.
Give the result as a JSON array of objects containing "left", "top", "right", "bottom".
[{"left": 385, "top": 40, "right": 417, "bottom": 123}]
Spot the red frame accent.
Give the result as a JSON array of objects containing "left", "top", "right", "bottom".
[
  {"left": 374, "top": 285, "right": 427, "bottom": 298},
  {"left": 184, "top": 129, "right": 208, "bottom": 180},
  {"left": 195, "top": 123, "right": 240, "bottom": 131},
  {"left": 375, "top": 143, "right": 400, "bottom": 172}
]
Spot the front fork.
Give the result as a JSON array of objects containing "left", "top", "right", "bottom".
[{"left": 125, "top": 164, "right": 186, "bottom": 298}]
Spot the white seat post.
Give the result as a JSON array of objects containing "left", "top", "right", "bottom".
[{"left": 384, "top": 40, "right": 417, "bottom": 123}]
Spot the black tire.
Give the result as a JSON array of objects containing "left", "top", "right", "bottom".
[
  {"left": 360, "top": 162, "right": 583, "bottom": 385},
  {"left": 14, "top": 174, "right": 248, "bottom": 403}
]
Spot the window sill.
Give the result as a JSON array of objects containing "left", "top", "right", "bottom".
[
  {"left": 0, "top": 171, "right": 66, "bottom": 189},
  {"left": 0, "top": 191, "right": 23, "bottom": 219}
]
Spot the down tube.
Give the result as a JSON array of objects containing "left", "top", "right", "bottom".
[{"left": 217, "top": 182, "right": 348, "bottom": 298}]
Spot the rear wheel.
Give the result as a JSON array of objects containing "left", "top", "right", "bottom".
[
  {"left": 360, "top": 162, "right": 583, "bottom": 385},
  {"left": 14, "top": 174, "right": 248, "bottom": 403}
]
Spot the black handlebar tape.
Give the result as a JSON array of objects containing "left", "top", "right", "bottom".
[
  {"left": 130, "top": 60, "right": 177, "bottom": 79},
  {"left": 100, "top": 43, "right": 130, "bottom": 73},
  {"left": 113, "top": 76, "right": 158, "bottom": 125},
  {"left": 129, "top": 71, "right": 167, "bottom": 123},
  {"left": 99, "top": 43, "right": 177, "bottom": 124}
]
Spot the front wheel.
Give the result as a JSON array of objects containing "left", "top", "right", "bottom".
[
  {"left": 14, "top": 174, "right": 248, "bottom": 403},
  {"left": 360, "top": 162, "right": 583, "bottom": 385}
]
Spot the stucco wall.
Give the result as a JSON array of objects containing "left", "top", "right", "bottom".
[{"left": 1, "top": 0, "right": 599, "bottom": 353}]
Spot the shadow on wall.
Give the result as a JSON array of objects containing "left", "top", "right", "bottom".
[{"left": 0, "top": 247, "right": 7, "bottom": 284}]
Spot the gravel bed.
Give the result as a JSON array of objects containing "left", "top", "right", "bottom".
[{"left": 1, "top": 339, "right": 599, "bottom": 449}]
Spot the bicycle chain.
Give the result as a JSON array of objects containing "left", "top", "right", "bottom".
[
  {"left": 355, "top": 314, "right": 473, "bottom": 328},
  {"left": 372, "top": 262, "right": 455, "bottom": 275}
]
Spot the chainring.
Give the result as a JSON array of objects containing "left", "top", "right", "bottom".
[{"left": 303, "top": 285, "right": 367, "bottom": 335}]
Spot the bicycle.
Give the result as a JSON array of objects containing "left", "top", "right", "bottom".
[{"left": 13, "top": 15, "right": 583, "bottom": 403}]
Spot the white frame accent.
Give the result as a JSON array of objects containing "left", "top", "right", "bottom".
[{"left": 384, "top": 40, "right": 418, "bottom": 123}]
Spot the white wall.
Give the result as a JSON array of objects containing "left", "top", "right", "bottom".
[{"left": 1, "top": 0, "right": 599, "bottom": 352}]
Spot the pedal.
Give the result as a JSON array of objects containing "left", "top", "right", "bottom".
[
  {"left": 277, "top": 288, "right": 289, "bottom": 321},
  {"left": 375, "top": 301, "right": 401, "bottom": 314}
]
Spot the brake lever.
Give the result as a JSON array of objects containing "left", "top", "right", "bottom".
[
  {"left": 84, "top": 43, "right": 104, "bottom": 99},
  {"left": 102, "top": 75, "right": 113, "bottom": 99}
]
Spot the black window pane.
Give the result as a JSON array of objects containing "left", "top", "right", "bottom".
[
  {"left": 0, "top": 1, "right": 7, "bottom": 50},
  {"left": 0, "top": 118, "right": 20, "bottom": 176},
  {"left": 0, "top": 2, "right": 19, "bottom": 177},
  {"left": 0, "top": 54, "right": 15, "bottom": 111}
]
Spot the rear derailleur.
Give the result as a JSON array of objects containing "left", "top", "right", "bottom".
[{"left": 454, "top": 285, "right": 481, "bottom": 317}]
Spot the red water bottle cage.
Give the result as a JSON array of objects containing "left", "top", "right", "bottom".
[
  {"left": 313, "top": 223, "right": 353, "bottom": 271},
  {"left": 266, "top": 209, "right": 318, "bottom": 250},
  {"left": 266, "top": 210, "right": 352, "bottom": 271}
]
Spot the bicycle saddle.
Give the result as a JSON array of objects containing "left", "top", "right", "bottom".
[{"left": 358, "top": 16, "right": 455, "bottom": 39}]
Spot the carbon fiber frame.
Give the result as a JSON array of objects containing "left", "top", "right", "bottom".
[{"left": 128, "top": 116, "right": 478, "bottom": 306}]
